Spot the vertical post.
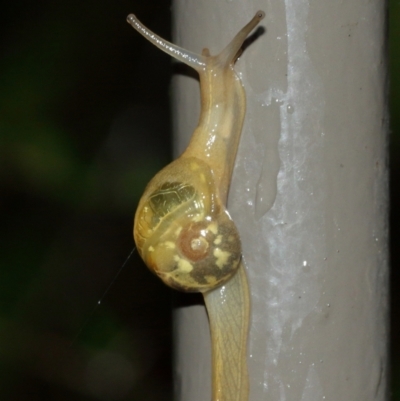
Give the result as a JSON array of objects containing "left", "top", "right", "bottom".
[{"left": 172, "top": 0, "right": 388, "bottom": 400}]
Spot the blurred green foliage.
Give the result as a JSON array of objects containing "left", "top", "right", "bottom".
[{"left": 0, "top": 1, "right": 173, "bottom": 400}]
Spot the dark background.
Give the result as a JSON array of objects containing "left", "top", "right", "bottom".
[
  {"left": 0, "top": 1, "right": 398, "bottom": 400},
  {"left": 1, "top": 1, "right": 172, "bottom": 400}
]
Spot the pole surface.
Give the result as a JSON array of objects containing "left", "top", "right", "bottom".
[{"left": 172, "top": 0, "right": 389, "bottom": 400}]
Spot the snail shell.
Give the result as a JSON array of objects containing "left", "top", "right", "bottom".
[{"left": 134, "top": 157, "right": 242, "bottom": 292}]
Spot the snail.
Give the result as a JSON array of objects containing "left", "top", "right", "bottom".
[{"left": 128, "top": 10, "right": 265, "bottom": 401}]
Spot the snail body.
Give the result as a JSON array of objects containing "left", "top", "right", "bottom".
[{"left": 128, "top": 11, "right": 265, "bottom": 401}]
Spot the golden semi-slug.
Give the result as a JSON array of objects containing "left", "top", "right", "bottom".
[{"left": 128, "top": 11, "right": 265, "bottom": 401}]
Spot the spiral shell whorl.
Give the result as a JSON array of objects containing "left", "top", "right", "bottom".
[{"left": 134, "top": 157, "right": 242, "bottom": 292}]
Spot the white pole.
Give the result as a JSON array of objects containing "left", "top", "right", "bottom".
[{"left": 172, "top": 0, "right": 389, "bottom": 400}]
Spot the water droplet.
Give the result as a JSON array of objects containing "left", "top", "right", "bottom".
[
  {"left": 302, "top": 260, "right": 311, "bottom": 272},
  {"left": 287, "top": 104, "right": 295, "bottom": 114}
]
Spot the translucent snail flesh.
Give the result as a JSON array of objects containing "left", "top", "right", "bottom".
[{"left": 128, "top": 11, "right": 265, "bottom": 401}]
